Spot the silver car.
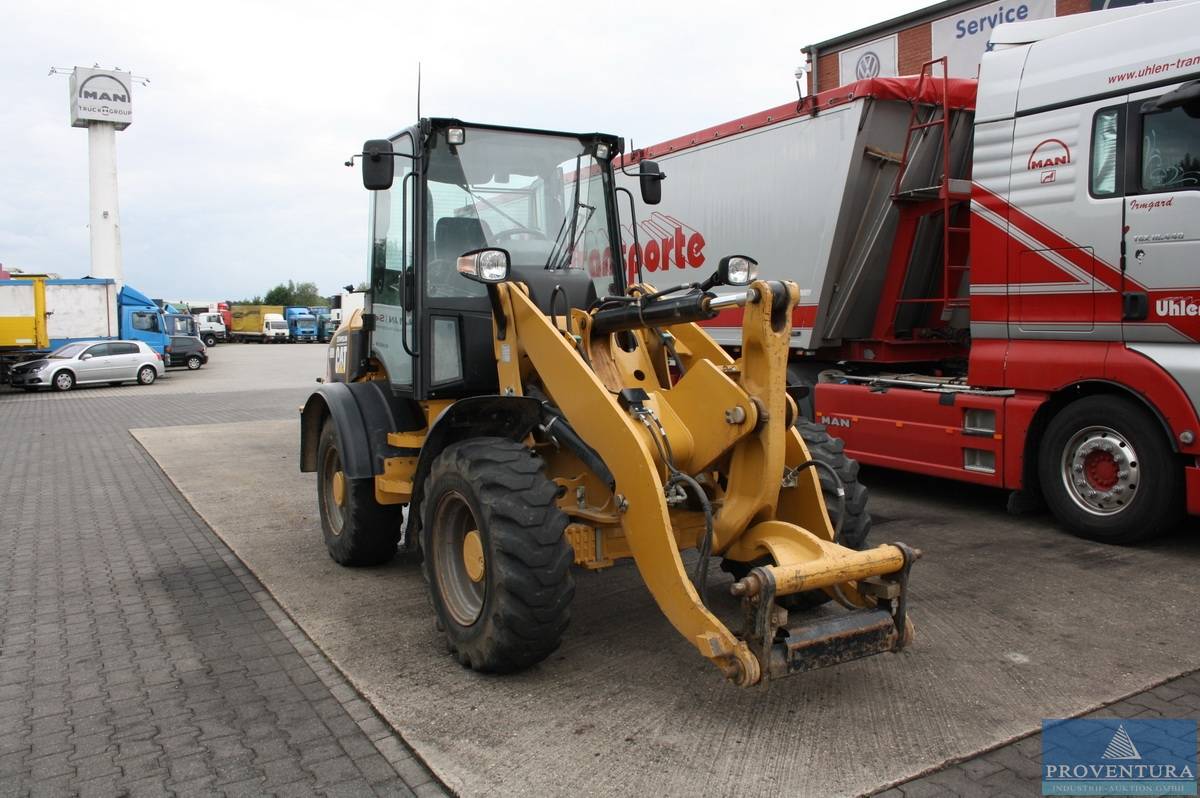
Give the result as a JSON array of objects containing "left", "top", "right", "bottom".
[{"left": 9, "top": 340, "right": 165, "bottom": 392}]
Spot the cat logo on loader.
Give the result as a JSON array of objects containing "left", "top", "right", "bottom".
[{"left": 299, "top": 118, "right": 920, "bottom": 686}]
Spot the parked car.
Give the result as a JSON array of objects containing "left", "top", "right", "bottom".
[
  {"left": 9, "top": 340, "right": 164, "bottom": 392},
  {"left": 165, "top": 336, "right": 208, "bottom": 370}
]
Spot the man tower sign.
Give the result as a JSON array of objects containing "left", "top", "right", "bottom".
[{"left": 67, "top": 67, "right": 133, "bottom": 286}]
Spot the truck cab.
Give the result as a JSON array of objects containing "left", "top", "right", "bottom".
[
  {"left": 118, "top": 286, "right": 171, "bottom": 354},
  {"left": 284, "top": 307, "right": 318, "bottom": 342},
  {"left": 263, "top": 313, "right": 290, "bottom": 342},
  {"left": 194, "top": 312, "right": 227, "bottom": 347}
]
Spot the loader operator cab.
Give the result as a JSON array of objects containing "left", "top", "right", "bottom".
[{"left": 361, "top": 120, "right": 629, "bottom": 400}]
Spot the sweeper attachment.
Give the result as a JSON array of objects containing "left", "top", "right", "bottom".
[{"left": 300, "top": 118, "right": 920, "bottom": 685}]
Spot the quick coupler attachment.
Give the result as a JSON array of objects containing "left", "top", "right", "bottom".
[{"left": 733, "top": 542, "right": 921, "bottom": 682}]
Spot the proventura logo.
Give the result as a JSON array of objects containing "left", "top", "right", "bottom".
[{"left": 1028, "top": 139, "right": 1071, "bottom": 171}]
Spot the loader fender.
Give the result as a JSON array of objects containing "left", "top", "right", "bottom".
[
  {"left": 299, "top": 381, "right": 423, "bottom": 478},
  {"left": 404, "top": 395, "right": 543, "bottom": 542}
]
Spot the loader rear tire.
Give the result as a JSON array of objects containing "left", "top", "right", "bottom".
[
  {"left": 316, "top": 420, "right": 403, "bottom": 566},
  {"left": 422, "top": 437, "right": 574, "bottom": 673},
  {"left": 722, "top": 420, "right": 874, "bottom": 611}
]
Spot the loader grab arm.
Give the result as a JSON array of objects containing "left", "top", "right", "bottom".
[{"left": 491, "top": 277, "right": 920, "bottom": 686}]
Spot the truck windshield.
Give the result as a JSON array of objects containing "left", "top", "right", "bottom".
[
  {"left": 425, "top": 127, "right": 618, "bottom": 298},
  {"left": 270, "top": 321, "right": 288, "bottom": 330}
]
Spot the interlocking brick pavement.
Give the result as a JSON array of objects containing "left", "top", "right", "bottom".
[
  {"left": 878, "top": 671, "right": 1200, "bottom": 797},
  {"left": 0, "top": 385, "right": 445, "bottom": 797}
]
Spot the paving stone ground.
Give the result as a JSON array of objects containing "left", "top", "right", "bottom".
[
  {"left": 0, "top": 383, "right": 445, "bottom": 797},
  {"left": 3, "top": 364, "right": 1198, "bottom": 797},
  {"left": 878, "top": 670, "right": 1200, "bottom": 796}
]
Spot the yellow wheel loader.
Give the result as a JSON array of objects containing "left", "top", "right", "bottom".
[{"left": 300, "top": 119, "right": 920, "bottom": 686}]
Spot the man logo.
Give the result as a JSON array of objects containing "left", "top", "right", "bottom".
[
  {"left": 1101, "top": 724, "right": 1142, "bottom": 760},
  {"left": 77, "top": 73, "right": 130, "bottom": 104},
  {"left": 856, "top": 52, "right": 881, "bottom": 80},
  {"left": 1028, "top": 138, "right": 1071, "bottom": 171}
]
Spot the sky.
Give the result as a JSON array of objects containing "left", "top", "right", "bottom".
[{"left": 0, "top": 0, "right": 928, "bottom": 301}]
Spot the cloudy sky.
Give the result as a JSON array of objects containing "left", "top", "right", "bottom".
[{"left": 1, "top": 0, "right": 926, "bottom": 301}]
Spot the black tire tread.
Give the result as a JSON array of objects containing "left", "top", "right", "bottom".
[
  {"left": 318, "top": 421, "right": 403, "bottom": 566},
  {"left": 422, "top": 437, "right": 574, "bottom": 673},
  {"left": 1038, "top": 395, "right": 1182, "bottom": 544},
  {"left": 795, "top": 418, "right": 872, "bottom": 550}
]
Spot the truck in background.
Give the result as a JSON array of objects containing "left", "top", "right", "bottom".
[
  {"left": 0, "top": 277, "right": 170, "bottom": 382},
  {"left": 284, "top": 306, "right": 318, "bottom": 343},
  {"left": 229, "top": 305, "right": 289, "bottom": 343},
  {"left": 311, "top": 307, "right": 332, "bottom": 342},
  {"left": 615, "top": 2, "right": 1200, "bottom": 544},
  {"left": 192, "top": 312, "right": 228, "bottom": 346},
  {"left": 328, "top": 290, "right": 365, "bottom": 330}
]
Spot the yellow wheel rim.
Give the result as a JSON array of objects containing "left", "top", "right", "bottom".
[
  {"left": 332, "top": 470, "right": 346, "bottom": 508},
  {"left": 462, "top": 529, "right": 485, "bottom": 583}
]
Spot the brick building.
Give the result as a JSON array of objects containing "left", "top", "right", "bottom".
[{"left": 803, "top": 0, "right": 1106, "bottom": 93}]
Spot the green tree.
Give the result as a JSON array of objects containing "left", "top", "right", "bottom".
[{"left": 259, "top": 280, "right": 330, "bottom": 308}]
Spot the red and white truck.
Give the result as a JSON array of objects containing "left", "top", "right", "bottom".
[{"left": 616, "top": 2, "right": 1200, "bottom": 543}]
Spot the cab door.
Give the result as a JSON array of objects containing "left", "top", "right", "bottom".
[
  {"left": 368, "top": 131, "right": 418, "bottom": 394},
  {"left": 1122, "top": 81, "right": 1200, "bottom": 343}
]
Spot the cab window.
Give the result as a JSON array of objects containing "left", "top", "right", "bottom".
[
  {"left": 1090, "top": 107, "right": 1122, "bottom": 198},
  {"left": 1140, "top": 104, "right": 1200, "bottom": 192},
  {"left": 131, "top": 312, "right": 160, "bottom": 332}
]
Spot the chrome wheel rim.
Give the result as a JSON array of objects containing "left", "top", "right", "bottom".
[
  {"left": 55, "top": 372, "right": 71, "bottom": 390},
  {"left": 1061, "top": 425, "right": 1138, "bottom": 516},
  {"left": 432, "top": 491, "right": 485, "bottom": 627},
  {"left": 139, "top": 368, "right": 153, "bottom": 384}
]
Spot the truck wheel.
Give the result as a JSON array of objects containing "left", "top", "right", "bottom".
[
  {"left": 422, "top": 437, "right": 574, "bottom": 673},
  {"left": 203, "top": 334, "right": 217, "bottom": 347},
  {"left": 186, "top": 355, "right": 202, "bottom": 370},
  {"left": 316, "top": 420, "right": 402, "bottom": 565},
  {"left": 52, "top": 370, "right": 75, "bottom": 392},
  {"left": 721, "top": 420, "right": 873, "bottom": 611},
  {"left": 137, "top": 366, "right": 157, "bottom": 385},
  {"left": 1039, "top": 395, "right": 1182, "bottom": 543}
]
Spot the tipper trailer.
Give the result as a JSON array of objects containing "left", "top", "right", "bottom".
[{"left": 616, "top": 2, "right": 1200, "bottom": 543}]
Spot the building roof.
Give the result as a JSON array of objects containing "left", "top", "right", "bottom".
[{"left": 804, "top": 0, "right": 984, "bottom": 53}]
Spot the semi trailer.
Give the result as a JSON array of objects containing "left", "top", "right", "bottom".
[
  {"left": 616, "top": 2, "right": 1200, "bottom": 543},
  {"left": 0, "top": 277, "right": 171, "bottom": 382}
]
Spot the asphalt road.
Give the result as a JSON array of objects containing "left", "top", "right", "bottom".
[{"left": 116, "top": 343, "right": 1200, "bottom": 796}]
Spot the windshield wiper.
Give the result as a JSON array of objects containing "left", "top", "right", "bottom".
[
  {"left": 545, "top": 153, "right": 583, "bottom": 270},
  {"left": 560, "top": 202, "right": 595, "bottom": 270}
]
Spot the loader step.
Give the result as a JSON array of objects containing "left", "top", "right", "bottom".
[{"left": 767, "top": 608, "right": 901, "bottom": 678}]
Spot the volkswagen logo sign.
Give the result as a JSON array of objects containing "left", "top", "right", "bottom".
[{"left": 856, "top": 51, "right": 881, "bottom": 80}]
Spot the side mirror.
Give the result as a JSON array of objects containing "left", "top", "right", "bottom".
[
  {"left": 639, "top": 160, "right": 664, "bottom": 205},
  {"left": 362, "top": 139, "right": 394, "bottom": 191},
  {"left": 80, "top": 353, "right": 93, "bottom": 361},
  {"left": 457, "top": 248, "right": 511, "bottom": 284},
  {"left": 715, "top": 255, "right": 759, "bottom": 287}
]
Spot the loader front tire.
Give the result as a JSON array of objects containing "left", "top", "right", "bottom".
[
  {"left": 422, "top": 437, "right": 574, "bottom": 673},
  {"left": 316, "top": 420, "right": 403, "bottom": 566}
]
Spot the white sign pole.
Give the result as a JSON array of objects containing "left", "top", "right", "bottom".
[
  {"left": 86, "top": 120, "right": 123, "bottom": 286},
  {"left": 68, "top": 67, "right": 134, "bottom": 289}
]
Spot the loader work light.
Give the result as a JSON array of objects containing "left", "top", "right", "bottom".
[
  {"left": 594, "top": 142, "right": 610, "bottom": 160},
  {"left": 719, "top": 255, "right": 759, "bottom": 286},
  {"left": 447, "top": 127, "right": 466, "bottom": 145},
  {"left": 457, "top": 248, "right": 511, "bottom": 283}
]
